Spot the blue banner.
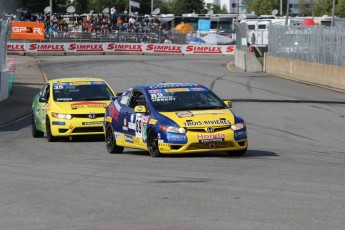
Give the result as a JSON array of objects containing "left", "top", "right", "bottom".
[{"left": 198, "top": 20, "right": 211, "bottom": 32}]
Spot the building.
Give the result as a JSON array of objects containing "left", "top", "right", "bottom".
[{"left": 204, "top": 0, "right": 247, "bottom": 14}]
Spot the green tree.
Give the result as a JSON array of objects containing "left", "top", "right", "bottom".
[
  {"left": 248, "top": 0, "right": 277, "bottom": 15},
  {"left": 314, "top": 0, "right": 333, "bottom": 16},
  {"left": 298, "top": 0, "right": 309, "bottom": 16},
  {"left": 336, "top": 0, "right": 345, "bottom": 16},
  {"left": 169, "top": 0, "right": 205, "bottom": 15},
  {"left": 205, "top": 3, "right": 229, "bottom": 14}
]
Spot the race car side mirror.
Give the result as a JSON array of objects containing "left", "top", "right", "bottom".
[
  {"left": 39, "top": 97, "right": 47, "bottom": 103},
  {"left": 223, "top": 100, "right": 232, "bottom": 108},
  {"left": 110, "top": 96, "right": 118, "bottom": 101},
  {"left": 134, "top": 105, "right": 147, "bottom": 113}
]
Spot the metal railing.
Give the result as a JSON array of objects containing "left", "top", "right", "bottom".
[{"left": 268, "top": 24, "right": 345, "bottom": 67}]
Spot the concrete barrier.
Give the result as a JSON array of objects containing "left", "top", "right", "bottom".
[
  {"left": 235, "top": 49, "right": 263, "bottom": 72},
  {"left": 265, "top": 56, "right": 345, "bottom": 92},
  {"left": 0, "top": 71, "right": 9, "bottom": 102}
]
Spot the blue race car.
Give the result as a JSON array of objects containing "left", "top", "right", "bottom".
[{"left": 104, "top": 82, "right": 248, "bottom": 157}]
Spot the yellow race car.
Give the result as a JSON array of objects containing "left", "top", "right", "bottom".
[{"left": 32, "top": 78, "right": 115, "bottom": 142}]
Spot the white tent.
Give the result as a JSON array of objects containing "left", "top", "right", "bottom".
[{"left": 201, "top": 34, "right": 235, "bottom": 45}]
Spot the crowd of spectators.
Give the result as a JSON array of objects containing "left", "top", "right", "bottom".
[{"left": 3, "top": 10, "right": 174, "bottom": 43}]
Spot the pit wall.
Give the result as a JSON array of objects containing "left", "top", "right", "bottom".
[{"left": 265, "top": 55, "right": 345, "bottom": 92}]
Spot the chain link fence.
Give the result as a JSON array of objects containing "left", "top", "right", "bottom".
[{"left": 268, "top": 24, "right": 345, "bottom": 67}]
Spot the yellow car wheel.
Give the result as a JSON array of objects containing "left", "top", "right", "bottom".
[{"left": 31, "top": 113, "right": 44, "bottom": 138}]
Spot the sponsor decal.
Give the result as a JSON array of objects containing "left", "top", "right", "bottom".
[
  {"left": 158, "top": 139, "right": 164, "bottom": 143},
  {"left": 68, "top": 43, "right": 104, "bottom": 52},
  {"left": 29, "top": 44, "right": 65, "bottom": 52},
  {"left": 52, "top": 121, "right": 66, "bottom": 125},
  {"left": 149, "top": 83, "right": 199, "bottom": 89},
  {"left": 120, "top": 96, "right": 129, "bottom": 105},
  {"left": 122, "top": 126, "right": 128, "bottom": 131},
  {"left": 197, "top": 133, "right": 225, "bottom": 143},
  {"left": 82, "top": 121, "right": 102, "bottom": 125},
  {"left": 130, "top": 114, "right": 135, "bottom": 123},
  {"left": 70, "top": 82, "right": 91, "bottom": 85},
  {"left": 106, "top": 116, "right": 112, "bottom": 123},
  {"left": 167, "top": 133, "right": 187, "bottom": 143},
  {"left": 109, "top": 104, "right": 118, "bottom": 121},
  {"left": 7, "top": 43, "right": 25, "bottom": 52},
  {"left": 225, "top": 46, "right": 235, "bottom": 53},
  {"left": 142, "top": 116, "right": 149, "bottom": 142},
  {"left": 128, "top": 122, "right": 136, "bottom": 130},
  {"left": 146, "top": 44, "right": 182, "bottom": 53},
  {"left": 124, "top": 117, "right": 127, "bottom": 126},
  {"left": 151, "top": 94, "right": 176, "bottom": 102},
  {"left": 183, "top": 120, "right": 230, "bottom": 126},
  {"left": 11, "top": 22, "right": 44, "bottom": 40},
  {"left": 137, "top": 106, "right": 143, "bottom": 111},
  {"left": 149, "top": 119, "right": 157, "bottom": 125},
  {"left": 107, "top": 43, "right": 143, "bottom": 52},
  {"left": 185, "top": 45, "right": 222, "bottom": 54},
  {"left": 234, "top": 130, "right": 247, "bottom": 141},
  {"left": 115, "top": 132, "right": 122, "bottom": 140},
  {"left": 71, "top": 101, "right": 107, "bottom": 109},
  {"left": 125, "top": 135, "right": 133, "bottom": 143},
  {"left": 159, "top": 143, "right": 171, "bottom": 151},
  {"left": 114, "top": 100, "right": 121, "bottom": 111},
  {"left": 192, "top": 111, "right": 225, "bottom": 115},
  {"left": 69, "top": 124, "right": 74, "bottom": 129},
  {"left": 164, "top": 88, "right": 190, "bottom": 92},
  {"left": 189, "top": 87, "right": 208, "bottom": 92},
  {"left": 175, "top": 111, "right": 194, "bottom": 118},
  {"left": 148, "top": 89, "right": 161, "bottom": 93}
]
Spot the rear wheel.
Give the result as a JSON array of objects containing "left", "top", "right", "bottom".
[
  {"left": 46, "top": 117, "right": 58, "bottom": 142},
  {"left": 227, "top": 148, "right": 247, "bottom": 157},
  {"left": 147, "top": 129, "right": 161, "bottom": 157},
  {"left": 31, "top": 113, "right": 44, "bottom": 138},
  {"left": 105, "top": 124, "right": 124, "bottom": 154}
]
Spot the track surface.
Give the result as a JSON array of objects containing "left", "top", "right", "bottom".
[{"left": 1, "top": 55, "right": 345, "bottom": 230}]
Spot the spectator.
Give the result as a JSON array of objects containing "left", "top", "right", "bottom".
[{"left": 110, "top": 6, "right": 116, "bottom": 23}]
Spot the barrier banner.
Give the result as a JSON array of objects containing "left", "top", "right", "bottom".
[
  {"left": 11, "top": 22, "right": 45, "bottom": 40},
  {"left": 66, "top": 43, "right": 104, "bottom": 52},
  {"left": 28, "top": 43, "right": 66, "bottom": 52},
  {"left": 7, "top": 42, "right": 235, "bottom": 55},
  {"left": 105, "top": 43, "right": 143, "bottom": 53},
  {"left": 145, "top": 44, "right": 183, "bottom": 54}
]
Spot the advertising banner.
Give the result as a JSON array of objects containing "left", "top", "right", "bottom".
[
  {"left": 11, "top": 22, "right": 45, "bottom": 40},
  {"left": 198, "top": 20, "right": 211, "bottom": 32},
  {"left": 7, "top": 42, "right": 235, "bottom": 55}
]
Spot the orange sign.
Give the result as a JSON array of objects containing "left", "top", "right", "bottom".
[{"left": 11, "top": 22, "right": 45, "bottom": 40}]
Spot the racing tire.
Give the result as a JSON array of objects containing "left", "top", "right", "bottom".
[
  {"left": 46, "top": 117, "right": 58, "bottom": 142},
  {"left": 227, "top": 148, "right": 247, "bottom": 157},
  {"left": 105, "top": 124, "right": 124, "bottom": 154},
  {"left": 147, "top": 129, "right": 162, "bottom": 157},
  {"left": 31, "top": 113, "right": 44, "bottom": 138}
]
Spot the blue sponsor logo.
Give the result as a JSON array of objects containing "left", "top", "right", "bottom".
[
  {"left": 234, "top": 130, "right": 247, "bottom": 141},
  {"left": 52, "top": 121, "right": 66, "bottom": 125},
  {"left": 125, "top": 135, "right": 133, "bottom": 143},
  {"left": 166, "top": 133, "right": 187, "bottom": 144},
  {"left": 175, "top": 111, "right": 194, "bottom": 118}
]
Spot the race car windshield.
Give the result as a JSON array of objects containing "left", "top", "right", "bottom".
[
  {"left": 148, "top": 88, "right": 227, "bottom": 112},
  {"left": 53, "top": 82, "right": 114, "bottom": 102}
]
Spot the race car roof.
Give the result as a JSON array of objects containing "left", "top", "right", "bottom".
[
  {"left": 48, "top": 77, "right": 106, "bottom": 84},
  {"left": 136, "top": 82, "right": 207, "bottom": 90}
]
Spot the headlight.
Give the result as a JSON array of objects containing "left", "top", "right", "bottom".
[
  {"left": 159, "top": 125, "right": 186, "bottom": 134},
  {"left": 51, "top": 112, "right": 72, "bottom": 120},
  {"left": 230, "top": 122, "right": 245, "bottom": 131}
]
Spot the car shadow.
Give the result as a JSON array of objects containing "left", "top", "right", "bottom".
[{"left": 123, "top": 149, "right": 278, "bottom": 158}]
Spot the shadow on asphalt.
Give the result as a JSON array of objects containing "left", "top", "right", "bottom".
[{"left": 122, "top": 149, "right": 278, "bottom": 158}]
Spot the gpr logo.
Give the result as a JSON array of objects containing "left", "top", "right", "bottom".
[{"left": 12, "top": 27, "right": 43, "bottom": 35}]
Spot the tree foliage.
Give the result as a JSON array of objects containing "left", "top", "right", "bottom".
[
  {"left": 169, "top": 0, "right": 205, "bottom": 15},
  {"left": 336, "top": 0, "right": 345, "bottom": 16},
  {"left": 314, "top": 0, "right": 333, "bottom": 16},
  {"left": 247, "top": 0, "right": 277, "bottom": 16},
  {"left": 298, "top": 0, "right": 309, "bottom": 16}
]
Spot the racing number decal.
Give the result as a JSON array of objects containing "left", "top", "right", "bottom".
[{"left": 135, "top": 114, "right": 143, "bottom": 138}]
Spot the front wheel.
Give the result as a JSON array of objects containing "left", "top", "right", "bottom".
[
  {"left": 105, "top": 124, "right": 124, "bottom": 154},
  {"left": 147, "top": 129, "right": 162, "bottom": 157},
  {"left": 31, "top": 113, "right": 44, "bottom": 138},
  {"left": 46, "top": 117, "right": 58, "bottom": 142},
  {"left": 227, "top": 148, "right": 247, "bottom": 157}
]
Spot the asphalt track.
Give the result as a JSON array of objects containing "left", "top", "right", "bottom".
[{"left": 1, "top": 55, "right": 345, "bottom": 230}]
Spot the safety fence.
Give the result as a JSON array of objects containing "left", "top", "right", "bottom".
[
  {"left": 268, "top": 24, "right": 345, "bottom": 67},
  {"left": 7, "top": 42, "right": 235, "bottom": 55},
  {"left": 234, "top": 23, "right": 249, "bottom": 53}
]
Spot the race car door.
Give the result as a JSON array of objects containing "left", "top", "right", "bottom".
[
  {"left": 124, "top": 90, "right": 149, "bottom": 147},
  {"left": 34, "top": 83, "right": 50, "bottom": 130}
]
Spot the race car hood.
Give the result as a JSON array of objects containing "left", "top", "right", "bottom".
[
  {"left": 159, "top": 109, "right": 235, "bottom": 127},
  {"left": 51, "top": 101, "right": 110, "bottom": 114}
]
